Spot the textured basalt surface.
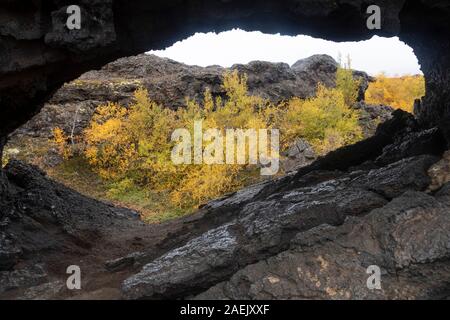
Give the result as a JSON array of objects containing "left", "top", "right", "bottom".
[
  {"left": 122, "top": 155, "right": 442, "bottom": 299},
  {"left": 195, "top": 190, "right": 450, "bottom": 300},
  {"left": 119, "top": 111, "right": 449, "bottom": 299}
]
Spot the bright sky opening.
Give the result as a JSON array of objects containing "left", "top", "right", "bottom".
[{"left": 148, "top": 29, "right": 422, "bottom": 77}]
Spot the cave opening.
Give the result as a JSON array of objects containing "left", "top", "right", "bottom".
[
  {"left": 148, "top": 29, "right": 422, "bottom": 77},
  {"left": 0, "top": 1, "right": 449, "bottom": 301},
  {"left": 3, "top": 29, "right": 426, "bottom": 223}
]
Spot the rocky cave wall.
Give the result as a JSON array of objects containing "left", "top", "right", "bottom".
[
  {"left": 1, "top": 1, "right": 450, "bottom": 299},
  {"left": 0, "top": 0, "right": 449, "bottom": 149}
]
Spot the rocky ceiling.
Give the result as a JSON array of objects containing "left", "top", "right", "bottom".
[{"left": 0, "top": 0, "right": 449, "bottom": 153}]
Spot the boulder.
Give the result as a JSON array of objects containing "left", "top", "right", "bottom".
[
  {"left": 0, "top": 160, "right": 144, "bottom": 273},
  {"left": 121, "top": 155, "right": 439, "bottom": 299},
  {"left": 428, "top": 151, "right": 450, "bottom": 192},
  {"left": 281, "top": 138, "right": 317, "bottom": 173},
  {"left": 195, "top": 191, "right": 450, "bottom": 300},
  {"left": 354, "top": 101, "right": 394, "bottom": 138},
  {"left": 0, "top": 264, "right": 47, "bottom": 294}
]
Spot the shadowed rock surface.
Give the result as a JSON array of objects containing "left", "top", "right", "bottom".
[
  {"left": 195, "top": 190, "right": 450, "bottom": 299},
  {"left": 0, "top": 160, "right": 216, "bottom": 299},
  {"left": 121, "top": 154, "right": 442, "bottom": 299},
  {"left": 0, "top": 108, "right": 449, "bottom": 299},
  {"left": 0, "top": 160, "right": 141, "bottom": 275}
]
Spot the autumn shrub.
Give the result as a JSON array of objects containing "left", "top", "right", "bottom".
[
  {"left": 82, "top": 69, "right": 362, "bottom": 211},
  {"left": 52, "top": 127, "right": 72, "bottom": 160},
  {"left": 365, "top": 74, "right": 425, "bottom": 112}
]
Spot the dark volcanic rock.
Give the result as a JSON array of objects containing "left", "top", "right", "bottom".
[
  {"left": 19, "top": 280, "right": 65, "bottom": 300},
  {"left": 350, "top": 155, "right": 438, "bottom": 199},
  {"left": 0, "top": 160, "right": 143, "bottom": 272},
  {"left": 281, "top": 138, "right": 317, "bottom": 173},
  {"left": 0, "top": 264, "right": 48, "bottom": 294},
  {"left": 1, "top": 0, "right": 450, "bottom": 300},
  {"left": 105, "top": 251, "right": 146, "bottom": 272},
  {"left": 375, "top": 128, "right": 447, "bottom": 166},
  {"left": 428, "top": 151, "right": 450, "bottom": 192},
  {"left": 195, "top": 191, "right": 450, "bottom": 299},
  {"left": 355, "top": 102, "right": 394, "bottom": 138},
  {"left": 283, "top": 109, "right": 417, "bottom": 188},
  {"left": 121, "top": 155, "right": 439, "bottom": 299},
  {"left": 0, "top": 233, "right": 21, "bottom": 271}
]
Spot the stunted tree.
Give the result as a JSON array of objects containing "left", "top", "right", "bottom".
[{"left": 366, "top": 74, "right": 425, "bottom": 112}]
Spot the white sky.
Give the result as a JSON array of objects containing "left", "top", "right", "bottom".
[{"left": 148, "top": 29, "right": 422, "bottom": 76}]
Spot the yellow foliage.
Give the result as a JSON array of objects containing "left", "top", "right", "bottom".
[
  {"left": 82, "top": 70, "right": 363, "bottom": 210},
  {"left": 52, "top": 127, "right": 72, "bottom": 160},
  {"left": 170, "top": 164, "right": 242, "bottom": 208},
  {"left": 365, "top": 74, "right": 425, "bottom": 113},
  {"left": 83, "top": 102, "right": 134, "bottom": 179},
  {"left": 280, "top": 84, "right": 362, "bottom": 155}
]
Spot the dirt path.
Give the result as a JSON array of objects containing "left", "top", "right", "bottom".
[
  {"left": 2, "top": 214, "right": 194, "bottom": 300},
  {"left": 0, "top": 160, "right": 221, "bottom": 300}
]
